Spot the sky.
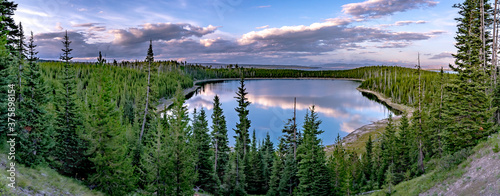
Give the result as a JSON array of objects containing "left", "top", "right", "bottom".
[{"left": 13, "top": 0, "right": 459, "bottom": 69}]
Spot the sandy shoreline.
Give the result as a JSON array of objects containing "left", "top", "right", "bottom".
[{"left": 332, "top": 88, "right": 414, "bottom": 149}]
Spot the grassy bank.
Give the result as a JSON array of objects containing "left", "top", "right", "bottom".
[
  {"left": 371, "top": 132, "right": 500, "bottom": 196},
  {"left": 0, "top": 144, "right": 103, "bottom": 196}
]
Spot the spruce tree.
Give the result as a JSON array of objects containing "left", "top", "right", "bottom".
[
  {"left": 139, "top": 39, "right": 155, "bottom": 145},
  {"left": 193, "top": 108, "right": 217, "bottom": 193},
  {"left": 396, "top": 113, "right": 411, "bottom": 178},
  {"left": 0, "top": 28, "right": 15, "bottom": 142},
  {"left": 15, "top": 22, "right": 26, "bottom": 102},
  {"left": 211, "top": 94, "right": 230, "bottom": 188},
  {"left": 329, "top": 134, "right": 347, "bottom": 195},
  {"left": 296, "top": 106, "right": 331, "bottom": 196},
  {"left": 141, "top": 118, "right": 168, "bottom": 195},
  {"left": 267, "top": 139, "right": 285, "bottom": 196},
  {"left": 135, "top": 41, "right": 159, "bottom": 188},
  {"left": 247, "top": 130, "right": 266, "bottom": 194},
  {"left": 53, "top": 31, "right": 90, "bottom": 177},
  {"left": 428, "top": 68, "right": 446, "bottom": 158},
  {"left": 362, "top": 135, "right": 374, "bottom": 188},
  {"left": 223, "top": 152, "right": 247, "bottom": 196},
  {"left": 444, "top": 0, "right": 495, "bottom": 153},
  {"left": 260, "top": 132, "right": 275, "bottom": 193},
  {"left": 233, "top": 76, "right": 251, "bottom": 194},
  {"left": 85, "top": 67, "right": 136, "bottom": 195},
  {"left": 165, "top": 84, "right": 196, "bottom": 196},
  {"left": 234, "top": 77, "right": 251, "bottom": 155},
  {"left": 0, "top": 0, "right": 19, "bottom": 53},
  {"left": 17, "top": 31, "right": 54, "bottom": 167}
]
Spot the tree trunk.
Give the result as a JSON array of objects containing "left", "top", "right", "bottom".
[
  {"left": 139, "top": 60, "right": 151, "bottom": 144},
  {"left": 417, "top": 54, "right": 425, "bottom": 173}
]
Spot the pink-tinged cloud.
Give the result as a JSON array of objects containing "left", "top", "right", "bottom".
[
  {"left": 429, "top": 52, "right": 454, "bottom": 59},
  {"left": 110, "top": 23, "right": 218, "bottom": 45},
  {"left": 342, "top": 0, "right": 438, "bottom": 18},
  {"left": 256, "top": 25, "right": 269, "bottom": 29}
]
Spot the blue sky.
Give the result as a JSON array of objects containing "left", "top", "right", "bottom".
[{"left": 14, "top": 0, "right": 458, "bottom": 68}]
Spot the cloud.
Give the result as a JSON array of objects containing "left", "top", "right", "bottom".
[
  {"left": 256, "top": 25, "right": 269, "bottom": 29},
  {"left": 376, "top": 41, "right": 411, "bottom": 48},
  {"left": 429, "top": 52, "right": 454, "bottom": 59},
  {"left": 17, "top": 8, "right": 49, "bottom": 17},
  {"left": 237, "top": 19, "right": 443, "bottom": 53},
  {"left": 342, "top": 0, "right": 438, "bottom": 19},
  {"left": 34, "top": 17, "right": 445, "bottom": 65},
  {"left": 72, "top": 23, "right": 107, "bottom": 32},
  {"left": 72, "top": 23, "right": 100, "bottom": 28},
  {"left": 110, "top": 23, "right": 218, "bottom": 45},
  {"left": 395, "top": 20, "right": 427, "bottom": 26},
  {"left": 55, "top": 22, "right": 63, "bottom": 31},
  {"left": 77, "top": 8, "right": 87, "bottom": 12},
  {"left": 257, "top": 5, "right": 271, "bottom": 8},
  {"left": 35, "top": 31, "right": 103, "bottom": 59},
  {"left": 381, "top": 20, "right": 427, "bottom": 27}
]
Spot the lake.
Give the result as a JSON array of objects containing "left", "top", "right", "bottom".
[{"left": 184, "top": 79, "right": 393, "bottom": 146}]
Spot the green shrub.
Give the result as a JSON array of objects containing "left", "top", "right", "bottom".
[
  {"left": 493, "top": 143, "right": 499, "bottom": 153},
  {"left": 437, "top": 148, "right": 472, "bottom": 171}
]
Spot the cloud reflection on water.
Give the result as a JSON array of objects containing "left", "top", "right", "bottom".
[{"left": 185, "top": 79, "right": 391, "bottom": 146}]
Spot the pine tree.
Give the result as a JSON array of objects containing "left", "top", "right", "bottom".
[
  {"left": 223, "top": 152, "right": 247, "bottom": 196},
  {"left": 141, "top": 118, "right": 169, "bottom": 195},
  {"left": 275, "top": 116, "right": 300, "bottom": 195},
  {"left": 134, "top": 40, "right": 159, "bottom": 188},
  {"left": 234, "top": 77, "right": 251, "bottom": 155},
  {"left": 53, "top": 31, "right": 90, "bottom": 177},
  {"left": 97, "top": 51, "right": 106, "bottom": 65},
  {"left": 15, "top": 22, "right": 26, "bottom": 102},
  {"left": 85, "top": 67, "right": 136, "bottom": 195},
  {"left": 329, "top": 134, "right": 347, "bottom": 195},
  {"left": 296, "top": 106, "right": 331, "bottom": 196},
  {"left": 233, "top": 76, "right": 251, "bottom": 194},
  {"left": 444, "top": 0, "right": 495, "bottom": 153},
  {"left": 0, "top": 0, "right": 19, "bottom": 54},
  {"left": 164, "top": 84, "right": 196, "bottom": 196},
  {"left": 396, "top": 113, "right": 411, "bottom": 178},
  {"left": 362, "top": 135, "right": 374, "bottom": 188},
  {"left": 261, "top": 132, "right": 275, "bottom": 193},
  {"left": 193, "top": 108, "right": 217, "bottom": 193},
  {"left": 139, "top": 39, "right": 155, "bottom": 145},
  {"left": 428, "top": 68, "right": 446, "bottom": 158},
  {"left": 0, "top": 27, "right": 15, "bottom": 143},
  {"left": 267, "top": 139, "right": 285, "bottom": 196},
  {"left": 17, "top": 31, "right": 54, "bottom": 167},
  {"left": 247, "top": 130, "right": 266, "bottom": 195},
  {"left": 211, "top": 94, "right": 230, "bottom": 189}
]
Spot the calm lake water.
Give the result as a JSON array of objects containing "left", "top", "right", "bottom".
[{"left": 185, "top": 79, "right": 393, "bottom": 146}]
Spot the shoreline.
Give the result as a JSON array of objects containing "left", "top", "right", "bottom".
[
  {"left": 155, "top": 78, "right": 413, "bottom": 153},
  {"left": 155, "top": 77, "right": 364, "bottom": 113},
  {"left": 328, "top": 88, "right": 414, "bottom": 150}
]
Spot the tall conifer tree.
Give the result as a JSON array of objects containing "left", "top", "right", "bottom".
[
  {"left": 296, "top": 106, "right": 331, "bottom": 196},
  {"left": 165, "top": 84, "right": 196, "bottom": 196},
  {"left": 85, "top": 67, "right": 136, "bottom": 195},
  {"left": 232, "top": 77, "right": 251, "bottom": 194},
  {"left": 211, "top": 94, "right": 230, "bottom": 188},
  {"left": 193, "top": 108, "right": 217, "bottom": 193},
  {"left": 53, "top": 31, "right": 89, "bottom": 176},
  {"left": 17, "top": 32, "right": 54, "bottom": 167},
  {"left": 444, "top": 0, "right": 495, "bottom": 152}
]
